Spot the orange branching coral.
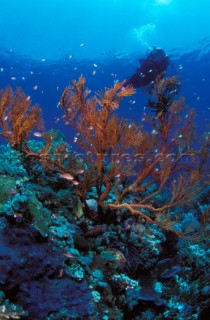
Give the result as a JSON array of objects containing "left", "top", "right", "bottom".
[
  {"left": 60, "top": 76, "right": 209, "bottom": 241},
  {"left": 60, "top": 76, "right": 136, "bottom": 196},
  {"left": 0, "top": 86, "right": 43, "bottom": 149},
  {"left": 0, "top": 78, "right": 207, "bottom": 241},
  {"left": 60, "top": 76, "right": 135, "bottom": 155}
]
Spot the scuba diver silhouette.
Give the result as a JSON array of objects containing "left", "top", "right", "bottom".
[{"left": 125, "top": 47, "right": 171, "bottom": 91}]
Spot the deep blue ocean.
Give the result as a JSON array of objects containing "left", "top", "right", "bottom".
[{"left": 0, "top": 0, "right": 209, "bottom": 143}]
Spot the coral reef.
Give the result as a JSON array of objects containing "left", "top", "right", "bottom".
[
  {"left": 0, "top": 77, "right": 209, "bottom": 319},
  {"left": 59, "top": 76, "right": 209, "bottom": 240}
]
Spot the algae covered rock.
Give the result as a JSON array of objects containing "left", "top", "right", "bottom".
[
  {"left": 28, "top": 193, "right": 52, "bottom": 237},
  {"left": 0, "top": 175, "right": 17, "bottom": 204}
]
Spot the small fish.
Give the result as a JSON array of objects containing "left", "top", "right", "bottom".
[
  {"left": 52, "top": 213, "right": 59, "bottom": 219},
  {"left": 33, "top": 132, "right": 43, "bottom": 137},
  {"left": 72, "top": 180, "right": 79, "bottom": 185},
  {"left": 6, "top": 130, "right": 13, "bottom": 135},
  {"left": 63, "top": 252, "right": 74, "bottom": 259},
  {"left": 7, "top": 189, "right": 17, "bottom": 195},
  {"left": 60, "top": 173, "right": 74, "bottom": 180},
  {"left": 33, "top": 85, "right": 38, "bottom": 90},
  {"left": 77, "top": 169, "right": 84, "bottom": 174},
  {"left": 14, "top": 212, "right": 23, "bottom": 222},
  {"left": 54, "top": 117, "right": 60, "bottom": 123},
  {"left": 58, "top": 267, "right": 65, "bottom": 277}
]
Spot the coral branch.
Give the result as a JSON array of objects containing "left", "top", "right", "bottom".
[
  {"left": 0, "top": 77, "right": 208, "bottom": 241},
  {"left": 60, "top": 76, "right": 209, "bottom": 240},
  {"left": 0, "top": 86, "right": 43, "bottom": 149}
]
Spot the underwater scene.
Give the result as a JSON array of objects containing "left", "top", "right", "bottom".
[{"left": 0, "top": 0, "right": 209, "bottom": 319}]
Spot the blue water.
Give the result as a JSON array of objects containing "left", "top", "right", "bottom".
[{"left": 0, "top": 0, "right": 209, "bottom": 141}]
